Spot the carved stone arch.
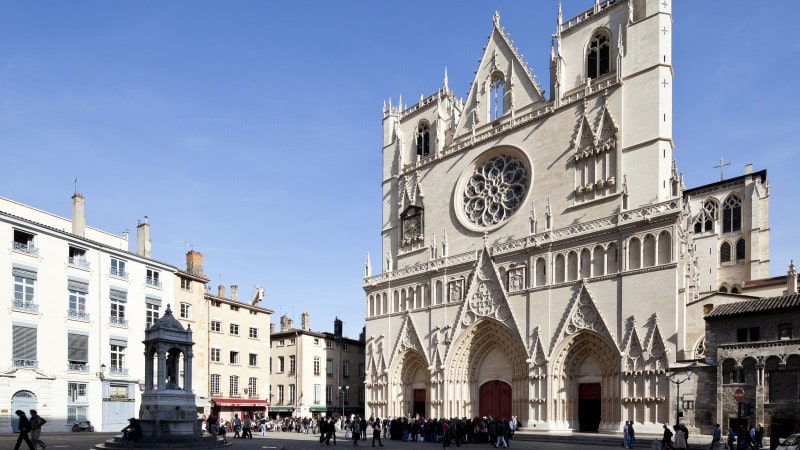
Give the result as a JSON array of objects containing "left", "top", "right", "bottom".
[
  {"left": 628, "top": 236, "right": 641, "bottom": 270},
  {"left": 657, "top": 230, "right": 672, "bottom": 265},
  {"left": 446, "top": 317, "right": 529, "bottom": 421},
  {"left": 642, "top": 233, "right": 656, "bottom": 267},
  {"left": 388, "top": 349, "right": 431, "bottom": 418}
]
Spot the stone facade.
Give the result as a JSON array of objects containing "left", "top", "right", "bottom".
[{"left": 362, "top": 0, "right": 776, "bottom": 434}]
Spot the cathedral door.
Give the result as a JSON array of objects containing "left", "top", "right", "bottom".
[
  {"left": 479, "top": 380, "right": 512, "bottom": 419},
  {"left": 578, "top": 383, "right": 601, "bottom": 432},
  {"left": 413, "top": 389, "right": 426, "bottom": 417}
]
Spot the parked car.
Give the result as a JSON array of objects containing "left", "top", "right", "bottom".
[
  {"left": 72, "top": 420, "right": 95, "bottom": 432},
  {"left": 777, "top": 433, "right": 800, "bottom": 450}
]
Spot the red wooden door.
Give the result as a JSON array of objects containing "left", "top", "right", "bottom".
[{"left": 479, "top": 380, "right": 512, "bottom": 419}]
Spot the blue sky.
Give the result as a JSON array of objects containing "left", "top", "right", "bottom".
[{"left": 1, "top": 1, "right": 798, "bottom": 338}]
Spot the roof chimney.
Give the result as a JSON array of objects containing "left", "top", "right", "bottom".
[
  {"left": 334, "top": 317, "right": 343, "bottom": 338},
  {"left": 186, "top": 250, "right": 204, "bottom": 277},
  {"left": 231, "top": 285, "right": 238, "bottom": 301},
  {"left": 745, "top": 163, "right": 753, "bottom": 175},
  {"left": 71, "top": 193, "right": 86, "bottom": 237},
  {"left": 270, "top": 323, "right": 275, "bottom": 334},
  {"left": 136, "top": 217, "right": 152, "bottom": 258},
  {"left": 301, "top": 311, "right": 310, "bottom": 331},
  {"left": 217, "top": 284, "right": 225, "bottom": 298},
  {"left": 280, "top": 315, "right": 289, "bottom": 332},
  {"left": 287, "top": 318, "right": 294, "bottom": 329}
]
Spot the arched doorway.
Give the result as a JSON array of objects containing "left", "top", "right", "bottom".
[
  {"left": 391, "top": 350, "right": 430, "bottom": 418},
  {"left": 479, "top": 380, "right": 511, "bottom": 419},
  {"left": 11, "top": 391, "right": 37, "bottom": 433}
]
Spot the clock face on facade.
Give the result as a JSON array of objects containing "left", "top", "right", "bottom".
[
  {"left": 457, "top": 151, "right": 530, "bottom": 231},
  {"left": 403, "top": 215, "right": 421, "bottom": 239}
]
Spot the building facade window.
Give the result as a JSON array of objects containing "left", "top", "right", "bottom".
[
  {"left": 229, "top": 375, "right": 239, "bottom": 397},
  {"left": 210, "top": 374, "right": 220, "bottom": 395},
  {"left": 343, "top": 361, "right": 350, "bottom": 378},
  {"left": 277, "top": 356, "right": 284, "bottom": 372},
  {"left": 737, "top": 327, "right": 760, "bottom": 342},
  {"left": 211, "top": 348, "right": 221, "bottom": 363},
  {"left": 68, "top": 246, "right": 89, "bottom": 269},
  {"left": 314, "top": 357, "right": 321, "bottom": 375},
  {"left": 289, "top": 355, "right": 296, "bottom": 374},
  {"left": 67, "top": 333, "right": 89, "bottom": 371},
  {"left": 12, "top": 229, "right": 37, "bottom": 255},
  {"left": 68, "top": 382, "right": 88, "bottom": 403},
  {"left": 248, "top": 377, "right": 258, "bottom": 398},
  {"left": 68, "top": 286, "right": 89, "bottom": 320},
  {"left": 326, "top": 385, "right": 333, "bottom": 403},
  {"left": 249, "top": 327, "right": 258, "bottom": 339},
  {"left": 210, "top": 320, "right": 221, "bottom": 332},
  {"left": 359, "top": 363, "right": 365, "bottom": 378},
  {"left": 110, "top": 258, "right": 127, "bottom": 278},
  {"left": 229, "top": 351, "right": 239, "bottom": 365},
  {"left": 416, "top": 122, "right": 430, "bottom": 157},
  {"left": 326, "top": 359, "right": 333, "bottom": 376},
  {"left": 180, "top": 303, "right": 191, "bottom": 319},
  {"left": 180, "top": 277, "right": 191, "bottom": 290},
  {"left": 587, "top": 30, "right": 611, "bottom": 79},
  {"left": 229, "top": 324, "right": 239, "bottom": 335},
  {"left": 289, "top": 384, "right": 296, "bottom": 404},
  {"left": 694, "top": 200, "right": 718, "bottom": 233},
  {"left": 736, "top": 238, "right": 746, "bottom": 262},
  {"left": 109, "top": 383, "right": 128, "bottom": 399},
  {"left": 249, "top": 353, "right": 257, "bottom": 367},
  {"left": 720, "top": 241, "right": 732, "bottom": 263},
  {"left": 489, "top": 74, "right": 504, "bottom": 121},
  {"left": 145, "top": 268, "right": 161, "bottom": 287},
  {"left": 110, "top": 342, "right": 126, "bottom": 374},
  {"left": 110, "top": 289, "right": 127, "bottom": 326},
  {"left": 12, "top": 324, "right": 37, "bottom": 368},
  {"left": 722, "top": 195, "right": 742, "bottom": 233},
  {"left": 277, "top": 385, "right": 284, "bottom": 404},
  {"left": 314, "top": 384, "right": 321, "bottom": 404},
  {"left": 145, "top": 302, "right": 160, "bottom": 326},
  {"left": 13, "top": 268, "right": 37, "bottom": 311}
]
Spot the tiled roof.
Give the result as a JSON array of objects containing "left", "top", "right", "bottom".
[{"left": 704, "top": 294, "right": 800, "bottom": 319}]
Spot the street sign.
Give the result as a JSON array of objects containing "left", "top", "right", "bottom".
[{"left": 733, "top": 387, "right": 745, "bottom": 402}]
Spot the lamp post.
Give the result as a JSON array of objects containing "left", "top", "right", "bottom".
[
  {"left": 666, "top": 367, "right": 693, "bottom": 426},
  {"left": 339, "top": 386, "right": 349, "bottom": 419}
]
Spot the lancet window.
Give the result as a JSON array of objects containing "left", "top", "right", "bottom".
[
  {"left": 722, "top": 194, "right": 742, "bottom": 233},
  {"left": 587, "top": 30, "right": 611, "bottom": 79},
  {"left": 489, "top": 73, "right": 505, "bottom": 121},
  {"left": 416, "top": 122, "right": 430, "bottom": 157},
  {"left": 693, "top": 200, "right": 718, "bottom": 233}
]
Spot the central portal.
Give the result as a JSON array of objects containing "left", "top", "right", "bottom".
[
  {"left": 578, "top": 383, "right": 601, "bottom": 432},
  {"left": 479, "top": 380, "right": 511, "bottom": 419}
]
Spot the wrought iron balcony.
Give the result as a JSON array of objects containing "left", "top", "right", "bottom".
[
  {"left": 68, "top": 257, "right": 90, "bottom": 269},
  {"left": 12, "top": 241, "right": 38, "bottom": 256},
  {"left": 145, "top": 277, "right": 161, "bottom": 288},
  {"left": 109, "top": 316, "right": 129, "bottom": 327},
  {"left": 109, "top": 366, "right": 129, "bottom": 376},
  {"left": 110, "top": 267, "right": 128, "bottom": 278},
  {"left": 13, "top": 359, "right": 38, "bottom": 368},
  {"left": 67, "top": 308, "right": 90, "bottom": 321},
  {"left": 12, "top": 300, "right": 38, "bottom": 313},
  {"left": 68, "top": 362, "right": 90, "bottom": 372}
]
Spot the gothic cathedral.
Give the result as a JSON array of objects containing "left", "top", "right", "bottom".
[{"left": 362, "top": 0, "right": 769, "bottom": 433}]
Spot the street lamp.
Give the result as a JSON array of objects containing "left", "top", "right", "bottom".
[
  {"left": 666, "top": 367, "right": 693, "bottom": 425},
  {"left": 339, "top": 386, "right": 349, "bottom": 419}
]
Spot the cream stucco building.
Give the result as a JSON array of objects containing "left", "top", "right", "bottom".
[{"left": 362, "top": 0, "right": 776, "bottom": 433}]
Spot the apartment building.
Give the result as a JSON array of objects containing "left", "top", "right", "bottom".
[
  {"left": 203, "top": 284, "right": 273, "bottom": 421},
  {"left": 269, "top": 313, "right": 365, "bottom": 419},
  {"left": 0, "top": 194, "right": 175, "bottom": 432}
]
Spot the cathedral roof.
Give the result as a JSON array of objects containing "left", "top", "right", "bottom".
[{"left": 704, "top": 294, "right": 800, "bottom": 320}]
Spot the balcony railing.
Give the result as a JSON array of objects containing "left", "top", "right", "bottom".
[
  {"left": 109, "top": 366, "right": 129, "bottom": 376},
  {"left": 109, "top": 316, "right": 129, "bottom": 327},
  {"left": 12, "top": 241, "right": 38, "bottom": 256},
  {"left": 67, "top": 308, "right": 90, "bottom": 321},
  {"left": 229, "top": 392, "right": 242, "bottom": 398},
  {"left": 110, "top": 267, "right": 128, "bottom": 278},
  {"left": 145, "top": 277, "right": 162, "bottom": 288},
  {"left": 68, "top": 257, "right": 90, "bottom": 269},
  {"left": 12, "top": 300, "right": 38, "bottom": 313},
  {"left": 13, "top": 359, "right": 38, "bottom": 368},
  {"left": 68, "top": 362, "right": 90, "bottom": 372}
]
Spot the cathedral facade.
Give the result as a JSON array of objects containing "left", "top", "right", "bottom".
[{"left": 362, "top": 0, "right": 769, "bottom": 433}]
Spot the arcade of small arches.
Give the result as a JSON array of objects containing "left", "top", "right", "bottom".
[{"left": 366, "top": 230, "right": 674, "bottom": 319}]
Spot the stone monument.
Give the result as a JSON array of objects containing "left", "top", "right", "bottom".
[{"left": 95, "top": 305, "right": 228, "bottom": 449}]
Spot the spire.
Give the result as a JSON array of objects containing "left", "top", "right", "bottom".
[
  {"left": 788, "top": 260, "right": 798, "bottom": 294},
  {"left": 556, "top": 1, "right": 563, "bottom": 36},
  {"left": 365, "top": 252, "right": 372, "bottom": 278},
  {"left": 443, "top": 67, "right": 449, "bottom": 92},
  {"left": 493, "top": 10, "right": 501, "bottom": 28}
]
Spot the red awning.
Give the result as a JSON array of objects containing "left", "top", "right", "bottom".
[{"left": 211, "top": 398, "right": 268, "bottom": 407}]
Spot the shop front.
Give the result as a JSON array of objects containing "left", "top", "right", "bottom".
[
  {"left": 269, "top": 405, "right": 295, "bottom": 420},
  {"left": 211, "top": 397, "right": 268, "bottom": 421}
]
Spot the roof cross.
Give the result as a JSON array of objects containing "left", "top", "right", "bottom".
[{"left": 713, "top": 157, "right": 731, "bottom": 181}]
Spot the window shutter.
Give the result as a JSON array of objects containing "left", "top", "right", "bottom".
[
  {"left": 145, "top": 295, "right": 162, "bottom": 306},
  {"left": 68, "top": 333, "right": 89, "bottom": 362},
  {"left": 110, "top": 289, "right": 127, "bottom": 302},
  {"left": 68, "top": 279, "right": 89, "bottom": 294},
  {"left": 13, "top": 325, "right": 37, "bottom": 360},
  {"left": 12, "top": 266, "right": 37, "bottom": 280}
]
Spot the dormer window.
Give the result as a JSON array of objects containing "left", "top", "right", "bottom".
[
  {"left": 587, "top": 30, "right": 611, "bottom": 79},
  {"left": 416, "top": 122, "right": 430, "bottom": 157},
  {"left": 12, "top": 229, "right": 37, "bottom": 255}
]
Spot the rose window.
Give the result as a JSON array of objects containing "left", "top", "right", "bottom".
[{"left": 462, "top": 155, "right": 528, "bottom": 227}]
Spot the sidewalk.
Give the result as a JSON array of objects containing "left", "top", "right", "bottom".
[{"left": 512, "top": 429, "right": 714, "bottom": 448}]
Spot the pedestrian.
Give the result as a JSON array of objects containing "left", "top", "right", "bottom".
[
  {"left": 261, "top": 418, "right": 268, "bottom": 436},
  {"left": 353, "top": 417, "right": 361, "bottom": 446},
  {"left": 749, "top": 425, "right": 758, "bottom": 450},
  {"left": 710, "top": 423, "right": 721, "bottom": 449},
  {"left": 121, "top": 417, "right": 142, "bottom": 443},
  {"left": 623, "top": 421, "right": 630, "bottom": 449},
  {"left": 372, "top": 417, "right": 384, "bottom": 447},
  {"left": 29, "top": 409, "right": 47, "bottom": 450},
  {"left": 727, "top": 429, "right": 736, "bottom": 450},
  {"left": 629, "top": 421, "right": 636, "bottom": 448},
  {"left": 662, "top": 423, "right": 675, "bottom": 450},
  {"left": 232, "top": 414, "right": 242, "bottom": 439},
  {"left": 675, "top": 424, "right": 687, "bottom": 449},
  {"left": 243, "top": 416, "right": 252, "bottom": 439},
  {"left": 755, "top": 423, "right": 764, "bottom": 449},
  {"left": 14, "top": 410, "right": 35, "bottom": 450}
]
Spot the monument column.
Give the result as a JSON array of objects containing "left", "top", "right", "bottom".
[
  {"left": 158, "top": 344, "right": 167, "bottom": 390},
  {"left": 184, "top": 351, "right": 193, "bottom": 393}
]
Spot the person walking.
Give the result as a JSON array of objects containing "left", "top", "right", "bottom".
[
  {"left": 623, "top": 421, "right": 630, "bottom": 449},
  {"left": 629, "top": 421, "right": 636, "bottom": 448},
  {"left": 14, "top": 410, "right": 35, "bottom": 450},
  {"left": 662, "top": 423, "right": 675, "bottom": 450},
  {"left": 727, "top": 428, "right": 736, "bottom": 450},
  {"left": 232, "top": 414, "right": 242, "bottom": 439},
  {"left": 371, "top": 417, "right": 383, "bottom": 447},
  {"left": 675, "top": 424, "right": 687, "bottom": 450},
  {"left": 710, "top": 423, "right": 721, "bottom": 449},
  {"left": 29, "top": 409, "right": 47, "bottom": 449},
  {"left": 353, "top": 417, "right": 361, "bottom": 446}
]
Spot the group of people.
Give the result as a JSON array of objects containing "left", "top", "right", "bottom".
[
  {"left": 13, "top": 409, "right": 47, "bottom": 450},
  {"left": 660, "top": 422, "right": 690, "bottom": 449},
  {"left": 726, "top": 423, "right": 765, "bottom": 449}
]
